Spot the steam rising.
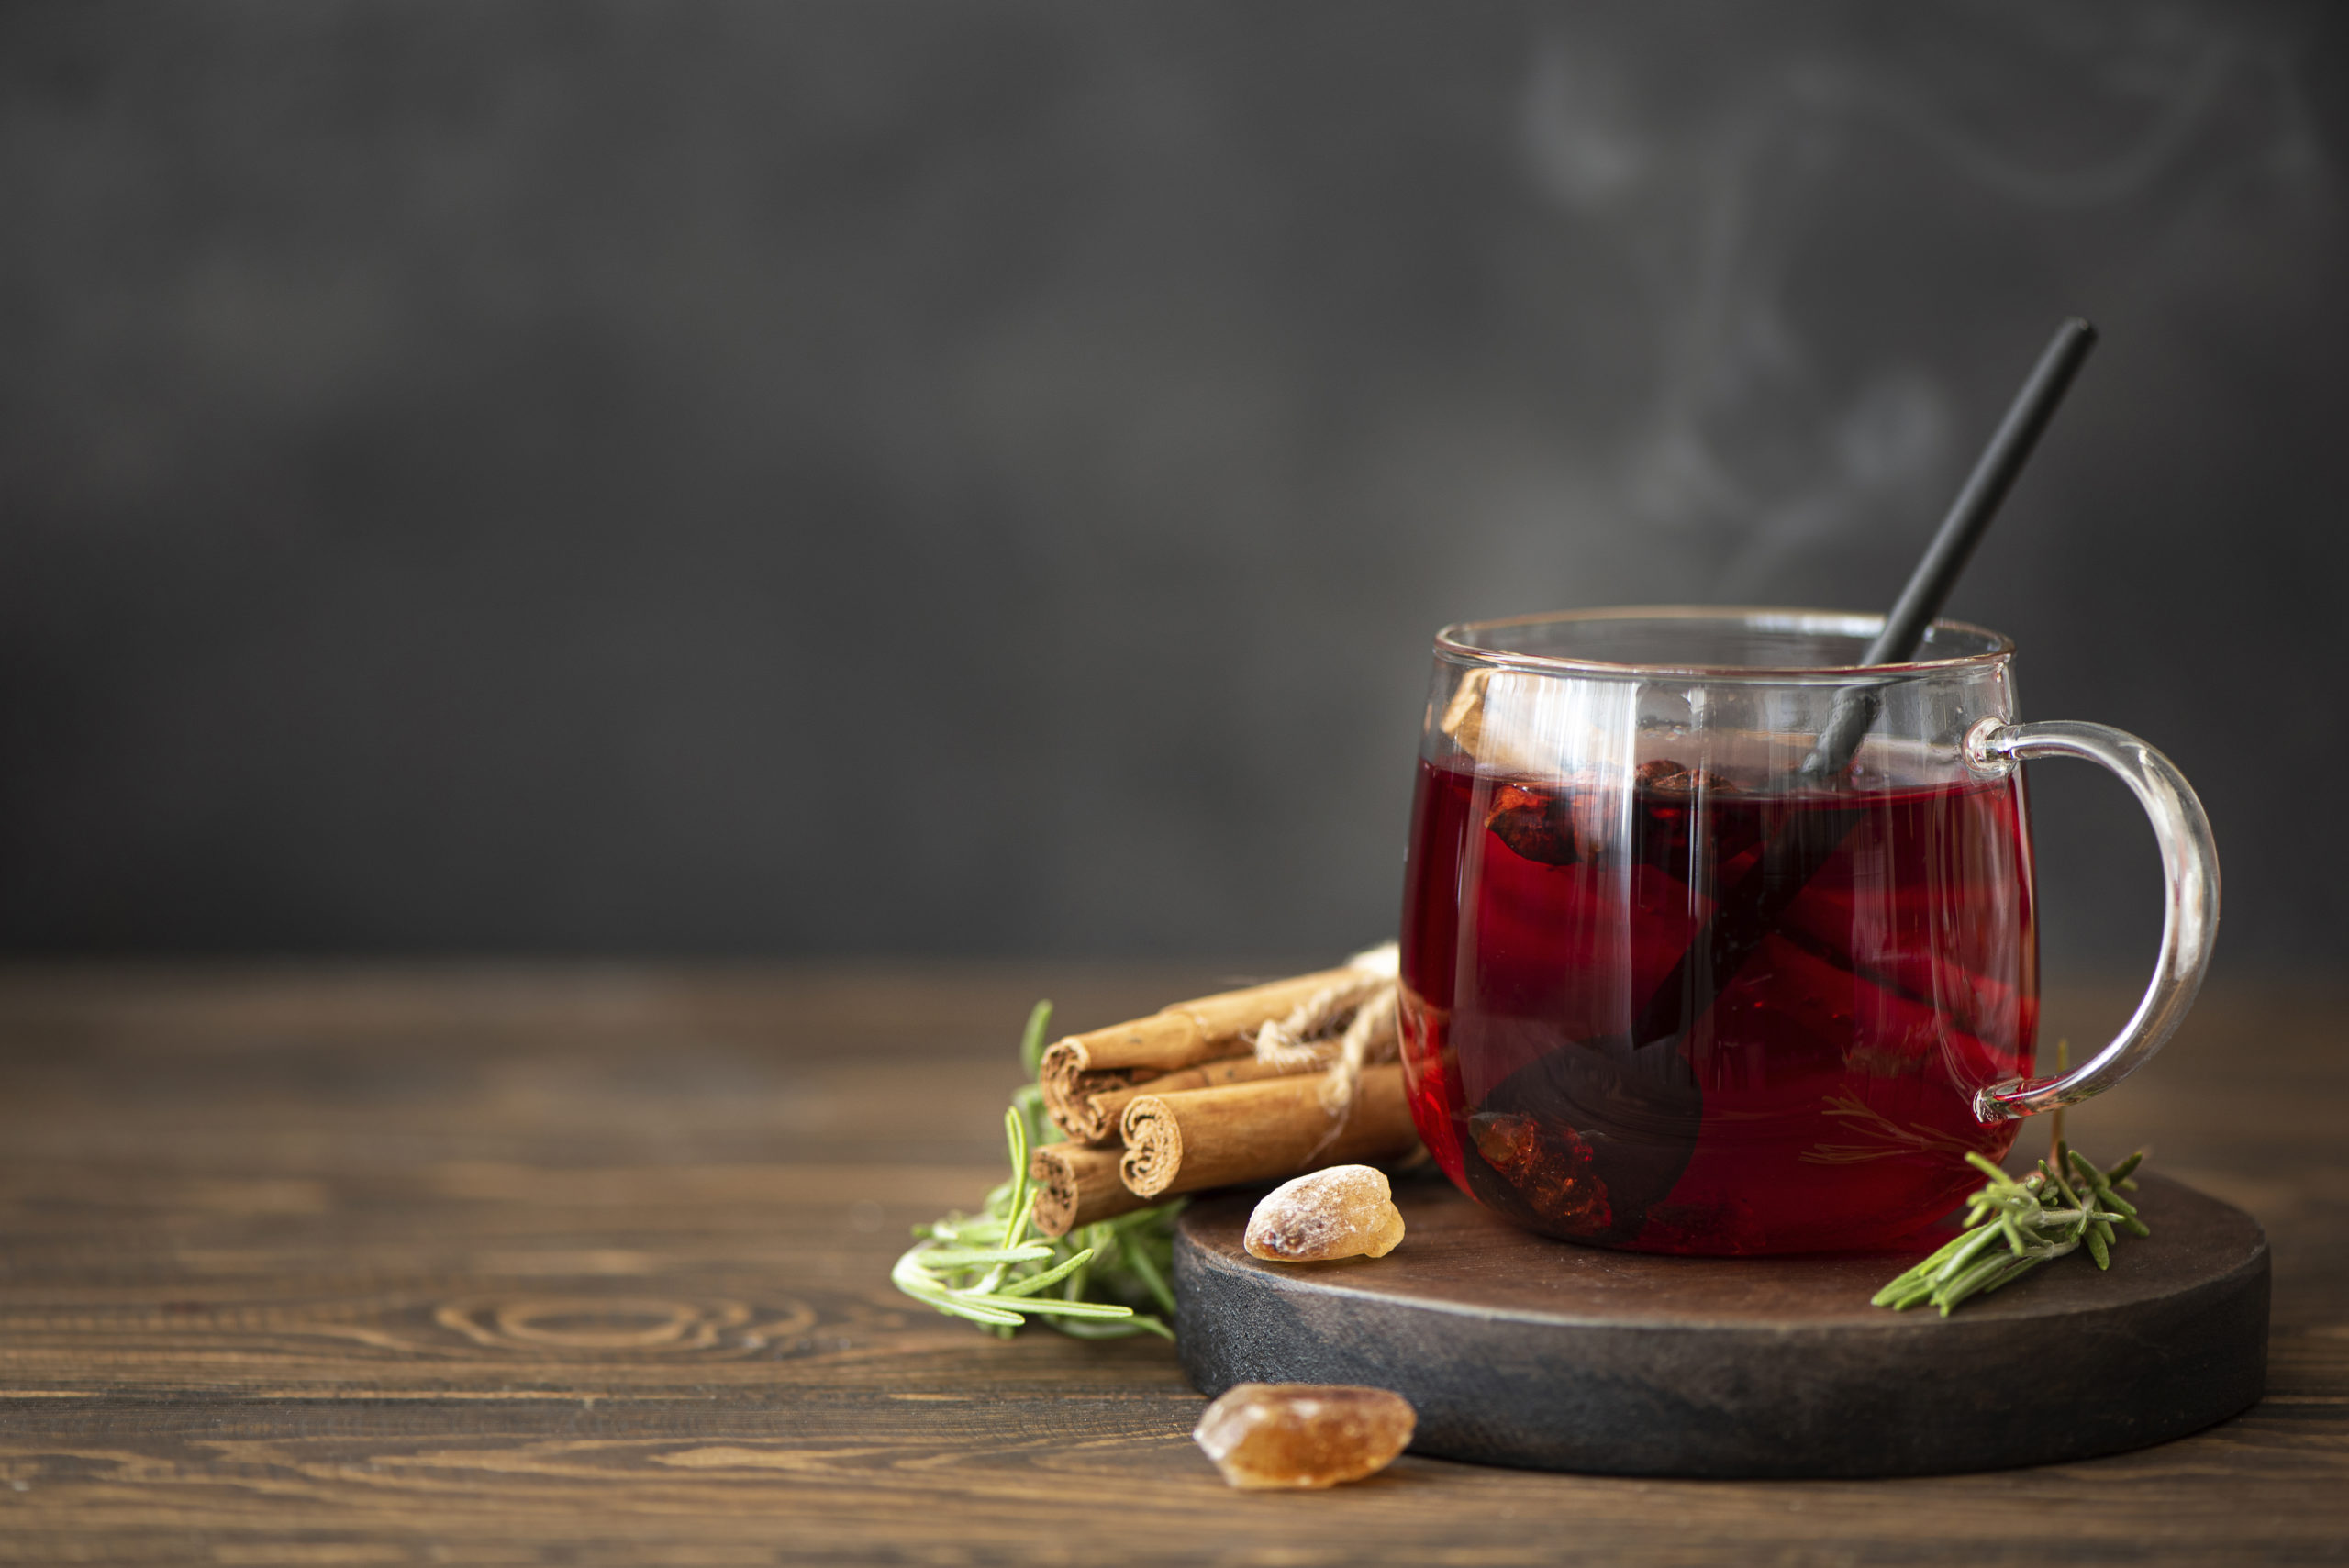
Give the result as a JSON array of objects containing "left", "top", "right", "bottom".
[{"left": 1517, "top": 6, "right": 2326, "bottom": 597}]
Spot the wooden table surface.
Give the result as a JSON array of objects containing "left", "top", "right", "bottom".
[{"left": 0, "top": 965, "right": 2342, "bottom": 1565}]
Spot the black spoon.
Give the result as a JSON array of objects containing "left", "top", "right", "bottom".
[{"left": 1633, "top": 316, "right": 2099, "bottom": 1045}]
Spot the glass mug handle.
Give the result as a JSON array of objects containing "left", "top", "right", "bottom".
[{"left": 1963, "top": 717, "right": 2221, "bottom": 1122}]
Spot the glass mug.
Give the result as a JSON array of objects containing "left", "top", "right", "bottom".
[{"left": 1397, "top": 607, "right": 2219, "bottom": 1255}]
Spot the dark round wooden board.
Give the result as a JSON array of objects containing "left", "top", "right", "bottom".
[{"left": 1174, "top": 1170, "right": 2267, "bottom": 1478}]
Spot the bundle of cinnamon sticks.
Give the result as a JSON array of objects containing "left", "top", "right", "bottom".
[{"left": 1026, "top": 951, "right": 1421, "bottom": 1236}]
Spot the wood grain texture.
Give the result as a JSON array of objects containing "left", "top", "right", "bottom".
[
  {"left": 0, "top": 966, "right": 2343, "bottom": 1564},
  {"left": 1177, "top": 1173, "right": 2268, "bottom": 1475}
]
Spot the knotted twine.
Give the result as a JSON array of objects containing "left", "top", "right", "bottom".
[{"left": 1249, "top": 941, "right": 1400, "bottom": 1160}]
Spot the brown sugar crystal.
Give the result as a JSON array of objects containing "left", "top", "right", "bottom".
[
  {"left": 1243, "top": 1165, "right": 1406, "bottom": 1262},
  {"left": 1192, "top": 1383, "right": 1416, "bottom": 1490}
]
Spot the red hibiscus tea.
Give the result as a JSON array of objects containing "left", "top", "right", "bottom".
[{"left": 1398, "top": 751, "right": 2038, "bottom": 1254}]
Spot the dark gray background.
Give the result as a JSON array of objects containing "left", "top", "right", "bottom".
[{"left": 3, "top": 1, "right": 2343, "bottom": 973}]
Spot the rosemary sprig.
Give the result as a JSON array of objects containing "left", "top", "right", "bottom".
[
  {"left": 893, "top": 1002, "right": 1183, "bottom": 1340},
  {"left": 1872, "top": 1145, "right": 2147, "bottom": 1317}
]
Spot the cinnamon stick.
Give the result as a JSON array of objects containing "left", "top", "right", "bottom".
[
  {"left": 1118, "top": 1062, "right": 1419, "bottom": 1201},
  {"left": 1038, "top": 964, "right": 1366, "bottom": 1139},
  {"left": 1049, "top": 1052, "right": 1321, "bottom": 1147},
  {"left": 1041, "top": 1062, "right": 1158, "bottom": 1145},
  {"left": 1029, "top": 1142, "right": 1152, "bottom": 1237}
]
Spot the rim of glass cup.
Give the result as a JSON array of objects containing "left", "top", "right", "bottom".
[{"left": 1433, "top": 605, "right": 2016, "bottom": 684}]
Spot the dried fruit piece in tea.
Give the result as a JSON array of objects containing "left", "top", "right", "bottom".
[
  {"left": 1193, "top": 1383, "right": 1416, "bottom": 1490},
  {"left": 1482, "top": 782, "right": 1579, "bottom": 865},
  {"left": 1244, "top": 1165, "right": 1406, "bottom": 1262},
  {"left": 1635, "top": 757, "right": 1742, "bottom": 793},
  {"left": 1471, "top": 1110, "right": 1612, "bottom": 1237}
]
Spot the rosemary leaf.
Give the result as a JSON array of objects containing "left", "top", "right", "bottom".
[
  {"left": 893, "top": 999, "right": 1186, "bottom": 1340},
  {"left": 996, "top": 1248, "right": 1097, "bottom": 1297},
  {"left": 913, "top": 1240, "right": 1054, "bottom": 1267},
  {"left": 1118, "top": 1229, "right": 1179, "bottom": 1318},
  {"left": 990, "top": 1296, "right": 1145, "bottom": 1320},
  {"left": 1018, "top": 999, "right": 1054, "bottom": 1079},
  {"left": 1875, "top": 1144, "right": 2152, "bottom": 1317}
]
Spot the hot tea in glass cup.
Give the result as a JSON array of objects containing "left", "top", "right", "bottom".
[{"left": 1397, "top": 607, "right": 2218, "bottom": 1256}]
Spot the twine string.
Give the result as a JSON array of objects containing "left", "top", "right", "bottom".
[{"left": 1250, "top": 942, "right": 1400, "bottom": 1161}]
